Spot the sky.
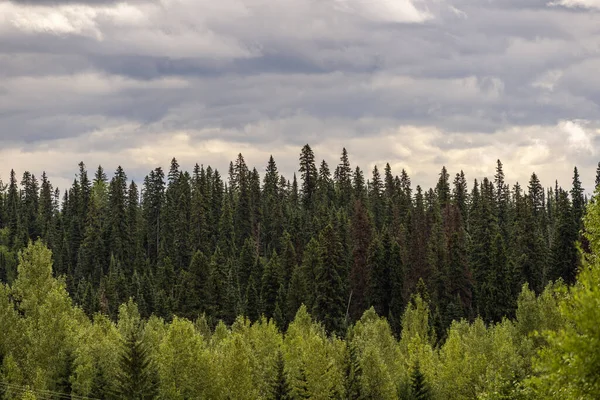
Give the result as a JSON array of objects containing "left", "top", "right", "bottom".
[{"left": 1, "top": 0, "right": 600, "bottom": 194}]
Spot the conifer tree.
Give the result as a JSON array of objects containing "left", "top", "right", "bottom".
[
  {"left": 335, "top": 148, "right": 353, "bottom": 208},
  {"left": 369, "top": 165, "right": 384, "bottom": 230},
  {"left": 350, "top": 200, "right": 373, "bottom": 320},
  {"left": 262, "top": 251, "right": 282, "bottom": 319},
  {"left": 38, "top": 172, "right": 54, "bottom": 243},
  {"left": 115, "top": 328, "right": 158, "bottom": 399},
  {"left": 313, "top": 224, "right": 347, "bottom": 335},
  {"left": 435, "top": 166, "right": 450, "bottom": 209},
  {"left": 571, "top": 166, "right": 585, "bottom": 233},
  {"left": 409, "top": 361, "right": 431, "bottom": 400},
  {"left": 343, "top": 340, "right": 363, "bottom": 400},
  {"left": 271, "top": 350, "right": 291, "bottom": 400},
  {"left": 299, "top": 145, "right": 318, "bottom": 210}
]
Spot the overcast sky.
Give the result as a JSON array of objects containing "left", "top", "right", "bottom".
[{"left": 1, "top": 0, "right": 599, "bottom": 193}]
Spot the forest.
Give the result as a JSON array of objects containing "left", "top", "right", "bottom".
[{"left": 0, "top": 144, "right": 599, "bottom": 399}]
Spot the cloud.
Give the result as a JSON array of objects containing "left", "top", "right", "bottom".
[
  {"left": 1, "top": 0, "right": 600, "bottom": 195},
  {"left": 549, "top": 0, "right": 600, "bottom": 10},
  {"left": 561, "top": 120, "right": 596, "bottom": 154}
]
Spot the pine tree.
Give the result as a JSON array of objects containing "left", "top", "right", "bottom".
[
  {"left": 369, "top": 165, "right": 384, "bottom": 230},
  {"left": 271, "top": 350, "right": 291, "bottom": 400},
  {"left": 335, "top": 148, "right": 353, "bottom": 208},
  {"left": 115, "top": 328, "right": 158, "bottom": 400},
  {"left": 452, "top": 171, "right": 468, "bottom": 223},
  {"left": 571, "top": 166, "right": 584, "bottom": 233},
  {"left": 313, "top": 224, "right": 347, "bottom": 335},
  {"left": 350, "top": 200, "right": 373, "bottom": 320},
  {"left": 38, "top": 172, "right": 54, "bottom": 243},
  {"left": 6, "top": 169, "right": 20, "bottom": 248},
  {"left": 262, "top": 251, "right": 282, "bottom": 319},
  {"left": 344, "top": 340, "right": 362, "bottom": 400},
  {"left": 409, "top": 361, "right": 431, "bottom": 400},
  {"left": 435, "top": 166, "right": 450, "bottom": 209},
  {"left": 263, "top": 156, "right": 284, "bottom": 254},
  {"left": 299, "top": 144, "right": 318, "bottom": 210},
  {"left": 286, "top": 265, "right": 307, "bottom": 322}
]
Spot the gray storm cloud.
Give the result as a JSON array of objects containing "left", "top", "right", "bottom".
[{"left": 0, "top": 0, "right": 599, "bottom": 193}]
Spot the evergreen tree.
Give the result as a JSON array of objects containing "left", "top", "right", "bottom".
[
  {"left": 369, "top": 165, "right": 384, "bottom": 230},
  {"left": 262, "top": 251, "right": 282, "bottom": 319},
  {"left": 435, "top": 166, "right": 450, "bottom": 209},
  {"left": 409, "top": 361, "right": 431, "bottom": 400},
  {"left": 270, "top": 351, "right": 291, "bottom": 400},
  {"left": 571, "top": 166, "right": 585, "bottom": 233},
  {"left": 343, "top": 340, "right": 363, "bottom": 400},
  {"left": 349, "top": 200, "right": 373, "bottom": 320},
  {"left": 115, "top": 328, "right": 158, "bottom": 399},
  {"left": 299, "top": 144, "right": 318, "bottom": 210},
  {"left": 313, "top": 224, "right": 347, "bottom": 335}
]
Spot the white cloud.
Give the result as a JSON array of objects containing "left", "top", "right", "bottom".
[
  {"left": 334, "top": 0, "right": 432, "bottom": 23},
  {"left": 532, "top": 69, "right": 563, "bottom": 91},
  {"left": 549, "top": 0, "right": 600, "bottom": 10},
  {"left": 560, "top": 120, "right": 596, "bottom": 154}
]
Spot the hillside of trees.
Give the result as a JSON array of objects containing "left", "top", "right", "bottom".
[
  {"left": 0, "top": 145, "right": 599, "bottom": 398},
  {"left": 0, "top": 188, "right": 599, "bottom": 398}
]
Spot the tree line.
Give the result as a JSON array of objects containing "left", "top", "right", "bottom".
[{"left": 0, "top": 146, "right": 597, "bottom": 339}]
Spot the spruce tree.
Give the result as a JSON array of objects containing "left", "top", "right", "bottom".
[
  {"left": 115, "top": 328, "right": 158, "bottom": 400},
  {"left": 271, "top": 350, "right": 291, "bottom": 400},
  {"left": 313, "top": 224, "right": 347, "bottom": 335},
  {"left": 409, "top": 361, "right": 431, "bottom": 400},
  {"left": 261, "top": 251, "right": 282, "bottom": 319},
  {"left": 335, "top": 148, "right": 353, "bottom": 208},
  {"left": 343, "top": 340, "right": 363, "bottom": 400},
  {"left": 299, "top": 144, "right": 318, "bottom": 211}
]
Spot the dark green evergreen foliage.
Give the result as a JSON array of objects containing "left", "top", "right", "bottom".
[
  {"left": 409, "top": 361, "right": 431, "bottom": 400},
  {"left": 313, "top": 224, "right": 347, "bottom": 335},
  {"left": 596, "top": 161, "right": 600, "bottom": 187},
  {"left": 452, "top": 171, "right": 468, "bottom": 223},
  {"left": 299, "top": 144, "right": 318, "bottom": 210},
  {"left": 349, "top": 200, "right": 373, "bottom": 321},
  {"left": 0, "top": 149, "right": 591, "bottom": 334},
  {"left": 335, "top": 148, "right": 353, "bottom": 209},
  {"left": 115, "top": 328, "right": 158, "bottom": 400},
  {"left": 293, "top": 365, "right": 311, "bottom": 400},
  {"left": 273, "top": 283, "right": 287, "bottom": 329},
  {"left": 435, "top": 166, "right": 450, "bottom": 209},
  {"left": 550, "top": 189, "right": 579, "bottom": 284},
  {"left": 279, "top": 231, "right": 297, "bottom": 288},
  {"left": 263, "top": 156, "right": 284, "bottom": 255},
  {"left": 286, "top": 265, "right": 307, "bottom": 323},
  {"left": 262, "top": 251, "right": 281, "bottom": 319},
  {"left": 6, "top": 170, "right": 20, "bottom": 248},
  {"left": 368, "top": 229, "right": 397, "bottom": 321},
  {"left": 270, "top": 351, "right": 291, "bottom": 400},
  {"left": 180, "top": 250, "right": 211, "bottom": 320},
  {"left": 343, "top": 340, "right": 362, "bottom": 400},
  {"left": 245, "top": 273, "right": 261, "bottom": 322},
  {"left": 369, "top": 165, "right": 385, "bottom": 231},
  {"left": 571, "top": 167, "right": 585, "bottom": 233}
]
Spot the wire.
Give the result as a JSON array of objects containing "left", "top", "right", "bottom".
[{"left": 0, "top": 381, "right": 100, "bottom": 400}]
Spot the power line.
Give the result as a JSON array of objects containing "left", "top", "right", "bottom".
[{"left": 0, "top": 381, "right": 100, "bottom": 400}]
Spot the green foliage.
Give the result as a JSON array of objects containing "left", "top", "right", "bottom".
[
  {"left": 2, "top": 150, "right": 600, "bottom": 400},
  {"left": 528, "top": 186, "right": 600, "bottom": 398}
]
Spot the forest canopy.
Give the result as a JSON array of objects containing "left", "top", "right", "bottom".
[{"left": 0, "top": 146, "right": 599, "bottom": 399}]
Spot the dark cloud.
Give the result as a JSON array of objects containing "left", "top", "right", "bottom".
[{"left": 1, "top": 0, "right": 600, "bottom": 190}]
